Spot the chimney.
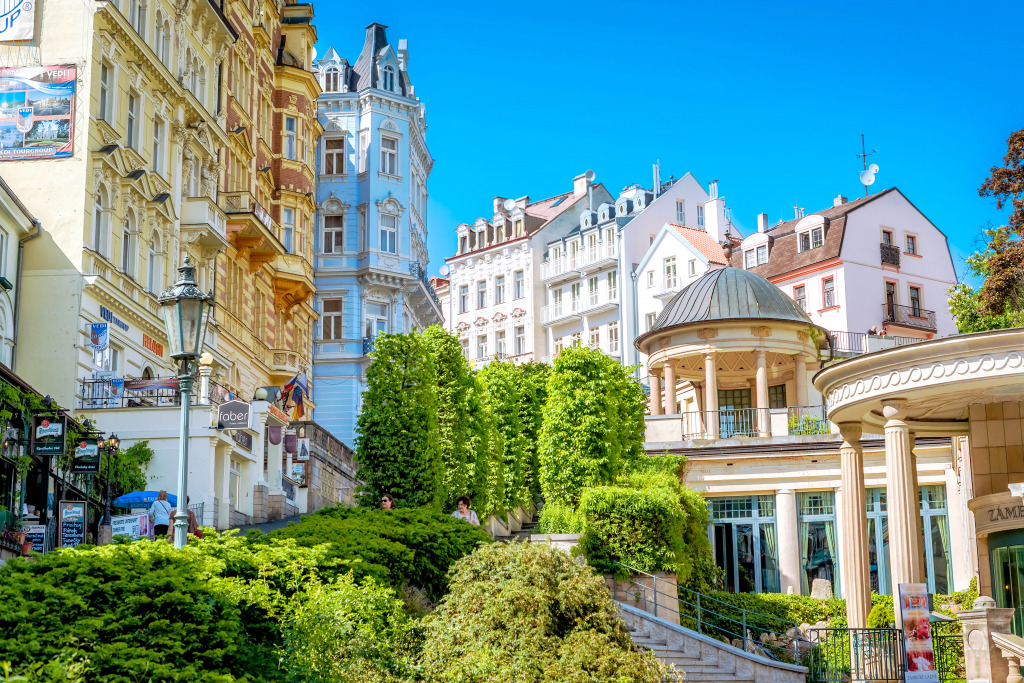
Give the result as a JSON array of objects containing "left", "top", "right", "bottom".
[
  {"left": 573, "top": 172, "right": 589, "bottom": 198},
  {"left": 708, "top": 180, "right": 719, "bottom": 200},
  {"left": 493, "top": 197, "right": 507, "bottom": 215},
  {"left": 396, "top": 39, "right": 408, "bottom": 69},
  {"left": 834, "top": 194, "right": 847, "bottom": 207},
  {"left": 794, "top": 206, "right": 805, "bottom": 219},
  {"left": 653, "top": 163, "right": 661, "bottom": 198},
  {"left": 703, "top": 197, "right": 726, "bottom": 243},
  {"left": 757, "top": 213, "right": 769, "bottom": 233}
]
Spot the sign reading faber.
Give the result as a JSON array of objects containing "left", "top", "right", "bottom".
[
  {"left": 0, "top": 65, "right": 74, "bottom": 160},
  {"left": 898, "top": 583, "right": 939, "bottom": 682},
  {"left": 59, "top": 500, "right": 86, "bottom": 547},
  {"left": 71, "top": 437, "right": 100, "bottom": 473},
  {"left": 218, "top": 399, "right": 251, "bottom": 430},
  {"left": 0, "top": 0, "right": 35, "bottom": 42},
  {"left": 31, "top": 414, "right": 65, "bottom": 455}
]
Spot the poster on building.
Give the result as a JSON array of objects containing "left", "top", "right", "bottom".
[
  {"left": 59, "top": 500, "right": 86, "bottom": 547},
  {"left": 0, "top": 0, "right": 35, "bottom": 42},
  {"left": 0, "top": 64, "right": 74, "bottom": 160},
  {"left": 111, "top": 513, "right": 149, "bottom": 540},
  {"left": 31, "top": 414, "right": 65, "bottom": 455},
  {"left": 898, "top": 583, "right": 939, "bottom": 682},
  {"left": 71, "top": 437, "right": 100, "bottom": 473},
  {"left": 89, "top": 322, "right": 108, "bottom": 350},
  {"left": 296, "top": 438, "right": 309, "bottom": 461},
  {"left": 24, "top": 524, "right": 45, "bottom": 553}
]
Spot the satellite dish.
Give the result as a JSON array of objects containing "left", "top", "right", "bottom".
[
  {"left": 503, "top": 198, "right": 516, "bottom": 212},
  {"left": 439, "top": 264, "right": 450, "bottom": 276},
  {"left": 311, "top": 47, "right": 317, "bottom": 62},
  {"left": 859, "top": 163, "right": 879, "bottom": 186},
  {"left": 584, "top": 169, "right": 596, "bottom": 183}
]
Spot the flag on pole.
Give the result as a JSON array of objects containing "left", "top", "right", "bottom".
[{"left": 280, "top": 371, "right": 309, "bottom": 420}]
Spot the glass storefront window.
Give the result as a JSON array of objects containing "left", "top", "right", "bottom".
[
  {"left": 798, "top": 491, "right": 839, "bottom": 597},
  {"left": 708, "top": 495, "right": 780, "bottom": 594},
  {"left": 866, "top": 485, "right": 952, "bottom": 595}
]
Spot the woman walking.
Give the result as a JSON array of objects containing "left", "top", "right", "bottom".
[{"left": 148, "top": 491, "right": 172, "bottom": 537}]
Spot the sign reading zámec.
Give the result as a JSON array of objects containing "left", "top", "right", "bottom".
[
  {"left": 218, "top": 399, "right": 251, "bottom": 430},
  {"left": 31, "top": 414, "right": 65, "bottom": 455},
  {"left": 898, "top": 583, "right": 939, "bottom": 682},
  {"left": 0, "top": 65, "right": 75, "bottom": 160},
  {"left": 111, "top": 513, "right": 149, "bottom": 540}
]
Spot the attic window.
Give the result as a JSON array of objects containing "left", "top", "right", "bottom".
[
  {"left": 551, "top": 196, "right": 566, "bottom": 208},
  {"left": 324, "top": 67, "right": 340, "bottom": 92},
  {"left": 798, "top": 227, "right": 824, "bottom": 252},
  {"left": 382, "top": 65, "right": 395, "bottom": 92},
  {"left": 618, "top": 204, "right": 625, "bottom": 215}
]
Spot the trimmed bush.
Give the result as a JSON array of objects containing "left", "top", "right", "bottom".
[
  {"left": 535, "top": 503, "right": 585, "bottom": 534},
  {"left": 419, "top": 542, "right": 665, "bottom": 682}
]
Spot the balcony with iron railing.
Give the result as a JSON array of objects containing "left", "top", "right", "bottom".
[
  {"left": 828, "top": 330, "right": 924, "bottom": 357},
  {"left": 580, "top": 241, "right": 617, "bottom": 269},
  {"left": 541, "top": 299, "right": 584, "bottom": 325},
  {"left": 78, "top": 377, "right": 231, "bottom": 410},
  {"left": 677, "top": 405, "right": 835, "bottom": 440},
  {"left": 881, "top": 302, "right": 937, "bottom": 332},
  {"left": 540, "top": 256, "right": 578, "bottom": 283},
  {"left": 654, "top": 275, "right": 682, "bottom": 300},
  {"left": 409, "top": 261, "right": 443, "bottom": 312},
  {"left": 585, "top": 288, "right": 619, "bottom": 313},
  {"left": 880, "top": 242, "right": 901, "bottom": 267}
]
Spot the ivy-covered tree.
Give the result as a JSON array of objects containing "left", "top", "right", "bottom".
[
  {"left": 478, "top": 361, "right": 530, "bottom": 511},
  {"left": 517, "top": 362, "right": 550, "bottom": 497},
  {"left": 468, "top": 373, "right": 503, "bottom": 518},
  {"left": 423, "top": 325, "right": 475, "bottom": 510},
  {"left": 355, "top": 331, "right": 441, "bottom": 508},
  {"left": 538, "top": 343, "right": 645, "bottom": 506}
]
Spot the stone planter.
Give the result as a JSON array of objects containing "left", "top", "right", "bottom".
[{"left": 606, "top": 570, "right": 680, "bottom": 626}]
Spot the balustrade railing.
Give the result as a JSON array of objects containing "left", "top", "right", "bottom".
[
  {"left": 787, "top": 405, "right": 832, "bottom": 435},
  {"left": 882, "top": 303, "right": 937, "bottom": 332},
  {"left": 78, "top": 378, "right": 229, "bottom": 410},
  {"left": 880, "top": 242, "right": 901, "bottom": 267},
  {"left": 680, "top": 408, "right": 769, "bottom": 439}
]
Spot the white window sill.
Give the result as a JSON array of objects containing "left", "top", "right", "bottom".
[{"left": 378, "top": 172, "right": 402, "bottom": 182}]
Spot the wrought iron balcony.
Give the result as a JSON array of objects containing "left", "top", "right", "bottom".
[
  {"left": 409, "top": 261, "right": 442, "bottom": 310},
  {"left": 880, "top": 242, "right": 901, "bottom": 267},
  {"left": 882, "top": 303, "right": 937, "bottom": 332}
]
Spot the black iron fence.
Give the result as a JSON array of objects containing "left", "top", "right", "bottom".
[
  {"left": 880, "top": 243, "right": 901, "bottom": 267},
  {"left": 788, "top": 405, "right": 832, "bottom": 435},
  {"left": 933, "top": 633, "right": 966, "bottom": 683},
  {"left": 882, "top": 303, "right": 938, "bottom": 332},
  {"left": 79, "top": 378, "right": 229, "bottom": 410},
  {"left": 808, "top": 627, "right": 965, "bottom": 683}
]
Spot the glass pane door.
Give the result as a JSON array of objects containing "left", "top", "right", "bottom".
[{"left": 993, "top": 546, "right": 1024, "bottom": 636}]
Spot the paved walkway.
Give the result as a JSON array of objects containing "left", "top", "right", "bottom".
[{"left": 236, "top": 514, "right": 304, "bottom": 534}]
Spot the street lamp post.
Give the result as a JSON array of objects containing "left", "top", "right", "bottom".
[
  {"left": 100, "top": 434, "right": 119, "bottom": 525},
  {"left": 158, "top": 256, "right": 212, "bottom": 549}
]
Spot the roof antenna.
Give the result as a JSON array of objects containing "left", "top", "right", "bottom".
[
  {"left": 653, "top": 161, "right": 661, "bottom": 198},
  {"left": 857, "top": 134, "right": 879, "bottom": 197}
]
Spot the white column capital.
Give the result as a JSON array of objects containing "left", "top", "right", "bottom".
[
  {"left": 838, "top": 422, "right": 863, "bottom": 445},
  {"left": 882, "top": 399, "right": 909, "bottom": 421}
]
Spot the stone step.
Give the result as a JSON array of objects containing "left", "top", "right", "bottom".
[{"left": 683, "top": 673, "right": 753, "bottom": 683}]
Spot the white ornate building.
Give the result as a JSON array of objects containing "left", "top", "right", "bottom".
[{"left": 311, "top": 24, "right": 442, "bottom": 445}]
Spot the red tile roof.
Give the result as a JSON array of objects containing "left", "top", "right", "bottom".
[{"left": 667, "top": 224, "right": 729, "bottom": 265}]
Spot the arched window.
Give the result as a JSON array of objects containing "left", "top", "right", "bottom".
[
  {"left": 153, "top": 11, "right": 163, "bottom": 58},
  {"left": 92, "top": 186, "right": 108, "bottom": 256},
  {"left": 324, "top": 67, "right": 339, "bottom": 92},
  {"left": 135, "top": 0, "right": 146, "bottom": 40},
  {"left": 197, "top": 65, "right": 207, "bottom": 107},
  {"left": 381, "top": 65, "right": 395, "bottom": 92},
  {"left": 122, "top": 212, "right": 136, "bottom": 276},
  {"left": 142, "top": 366, "right": 154, "bottom": 380},
  {"left": 148, "top": 232, "right": 163, "bottom": 293},
  {"left": 161, "top": 20, "right": 171, "bottom": 65}
]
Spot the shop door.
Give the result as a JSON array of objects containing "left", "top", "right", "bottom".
[{"left": 992, "top": 545, "right": 1024, "bottom": 635}]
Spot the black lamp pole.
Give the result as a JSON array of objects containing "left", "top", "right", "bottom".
[{"left": 101, "top": 434, "right": 119, "bottom": 525}]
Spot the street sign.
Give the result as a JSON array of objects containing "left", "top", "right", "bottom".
[
  {"left": 218, "top": 399, "right": 250, "bottom": 430},
  {"left": 59, "top": 500, "right": 86, "bottom": 547},
  {"left": 31, "top": 414, "right": 65, "bottom": 455}
]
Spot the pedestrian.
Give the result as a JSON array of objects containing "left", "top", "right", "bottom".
[
  {"left": 867, "top": 326, "right": 878, "bottom": 336},
  {"left": 380, "top": 493, "right": 396, "bottom": 510},
  {"left": 148, "top": 490, "right": 172, "bottom": 537},
  {"left": 451, "top": 495, "right": 480, "bottom": 526},
  {"left": 166, "top": 496, "right": 202, "bottom": 542}
]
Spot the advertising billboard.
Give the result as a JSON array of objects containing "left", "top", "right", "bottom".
[{"left": 0, "top": 64, "right": 75, "bottom": 160}]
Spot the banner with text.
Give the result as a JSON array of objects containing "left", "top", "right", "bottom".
[
  {"left": 0, "top": 65, "right": 75, "bottom": 160},
  {"left": 899, "top": 583, "right": 939, "bottom": 682}
]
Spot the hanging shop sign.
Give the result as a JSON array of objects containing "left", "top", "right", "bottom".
[
  {"left": 71, "top": 437, "right": 99, "bottom": 473},
  {"left": 111, "top": 513, "right": 149, "bottom": 540},
  {"left": 0, "top": 65, "right": 74, "bottom": 160},
  {"left": 89, "top": 322, "right": 108, "bottom": 350},
  {"left": 59, "top": 500, "right": 86, "bottom": 547},
  {"left": 898, "top": 583, "right": 939, "bottom": 682},
  {"left": 99, "top": 306, "right": 129, "bottom": 331},
  {"left": 24, "top": 524, "right": 45, "bottom": 553},
  {"left": 31, "top": 414, "right": 65, "bottom": 455},
  {"left": 218, "top": 399, "right": 250, "bottom": 430},
  {"left": 124, "top": 377, "right": 178, "bottom": 392},
  {"left": 231, "top": 429, "right": 252, "bottom": 452},
  {"left": 0, "top": 0, "right": 35, "bottom": 42}
]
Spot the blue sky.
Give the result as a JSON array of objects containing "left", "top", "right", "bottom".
[{"left": 313, "top": 1, "right": 1022, "bottom": 283}]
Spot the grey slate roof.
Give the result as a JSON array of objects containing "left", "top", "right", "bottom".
[
  {"left": 351, "top": 23, "right": 407, "bottom": 96},
  {"left": 652, "top": 267, "right": 812, "bottom": 330}
]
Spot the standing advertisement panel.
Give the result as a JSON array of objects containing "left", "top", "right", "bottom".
[
  {"left": 59, "top": 500, "right": 86, "bottom": 547},
  {"left": 0, "top": 64, "right": 75, "bottom": 160},
  {"left": 898, "top": 583, "right": 939, "bottom": 682},
  {"left": 111, "top": 513, "right": 149, "bottom": 540}
]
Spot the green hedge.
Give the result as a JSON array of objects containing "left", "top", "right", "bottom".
[{"left": 267, "top": 505, "right": 492, "bottom": 601}]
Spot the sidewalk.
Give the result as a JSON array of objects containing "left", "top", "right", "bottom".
[{"left": 235, "top": 515, "right": 304, "bottom": 535}]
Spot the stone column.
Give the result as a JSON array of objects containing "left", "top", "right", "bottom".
[
  {"left": 776, "top": 489, "right": 801, "bottom": 595},
  {"left": 839, "top": 422, "right": 871, "bottom": 628},
  {"left": 909, "top": 433, "right": 926, "bottom": 584},
  {"left": 198, "top": 364, "right": 212, "bottom": 405},
  {"left": 883, "top": 399, "right": 923, "bottom": 623},
  {"left": 959, "top": 596, "right": 1015, "bottom": 683},
  {"left": 755, "top": 349, "right": 769, "bottom": 436},
  {"left": 793, "top": 354, "right": 808, "bottom": 407},
  {"left": 216, "top": 443, "right": 231, "bottom": 530},
  {"left": 704, "top": 352, "right": 718, "bottom": 438},
  {"left": 649, "top": 372, "right": 663, "bottom": 416},
  {"left": 663, "top": 361, "right": 676, "bottom": 415}
]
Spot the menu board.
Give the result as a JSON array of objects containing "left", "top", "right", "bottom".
[
  {"left": 59, "top": 500, "right": 86, "bottom": 547},
  {"left": 23, "top": 524, "right": 45, "bottom": 553},
  {"left": 898, "top": 583, "right": 939, "bottom": 682}
]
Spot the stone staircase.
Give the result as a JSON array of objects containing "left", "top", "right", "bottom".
[
  {"left": 619, "top": 603, "right": 806, "bottom": 683},
  {"left": 507, "top": 514, "right": 538, "bottom": 542}
]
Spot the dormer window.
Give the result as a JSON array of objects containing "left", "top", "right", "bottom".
[
  {"left": 799, "top": 227, "right": 824, "bottom": 252},
  {"left": 324, "top": 67, "right": 340, "bottom": 92},
  {"left": 382, "top": 65, "right": 395, "bottom": 92}
]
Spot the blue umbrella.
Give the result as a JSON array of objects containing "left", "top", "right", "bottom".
[{"left": 113, "top": 491, "right": 178, "bottom": 509}]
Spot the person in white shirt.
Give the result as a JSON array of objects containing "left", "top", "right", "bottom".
[
  {"left": 148, "top": 490, "right": 172, "bottom": 537},
  {"left": 451, "top": 495, "right": 480, "bottom": 526}
]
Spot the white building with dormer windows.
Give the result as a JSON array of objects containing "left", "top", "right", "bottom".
[{"left": 311, "top": 24, "right": 441, "bottom": 446}]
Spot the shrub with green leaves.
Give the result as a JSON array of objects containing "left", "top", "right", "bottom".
[
  {"left": 423, "top": 325, "right": 475, "bottom": 510},
  {"left": 478, "top": 360, "right": 531, "bottom": 511},
  {"left": 268, "top": 505, "right": 491, "bottom": 601},
  {"left": 419, "top": 542, "right": 664, "bottom": 683},
  {"left": 535, "top": 503, "right": 585, "bottom": 534},
  {"left": 281, "top": 575, "right": 415, "bottom": 683},
  {"left": 356, "top": 331, "right": 441, "bottom": 508}
]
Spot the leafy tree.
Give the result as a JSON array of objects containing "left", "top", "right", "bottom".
[
  {"left": 465, "top": 373, "right": 495, "bottom": 516},
  {"left": 102, "top": 441, "right": 154, "bottom": 502},
  {"left": 538, "top": 343, "right": 645, "bottom": 506},
  {"left": 422, "top": 326, "right": 475, "bottom": 510},
  {"left": 478, "top": 361, "right": 530, "bottom": 511},
  {"left": 517, "top": 362, "right": 550, "bottom": 496},
  {"left": 355, "top": 331, "right": 441, "bottom": 508},
  {"left": 419, "top": 542, "right": 665, "bottom": 683},
  {"left": 976, "top": 127, "right": 1024, "bottom": 315},
  {"left": 948, "top": 224, "right": 1024, "bottom": 332}
]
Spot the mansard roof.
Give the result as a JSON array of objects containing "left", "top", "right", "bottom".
[{"left": 351, "top": 23, "right": 408, "bottom": 96}]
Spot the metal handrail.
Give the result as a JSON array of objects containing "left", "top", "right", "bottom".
[{"left": 608, "top": 561, "right": 800, "bottom": 663}]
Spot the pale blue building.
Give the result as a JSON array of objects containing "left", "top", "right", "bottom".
[{"left": 311, "top": 24, "right": 441, "bottom": 446}]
